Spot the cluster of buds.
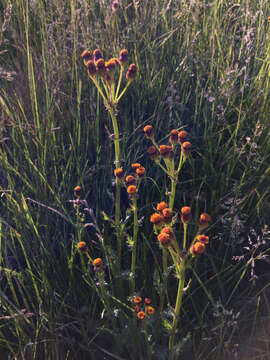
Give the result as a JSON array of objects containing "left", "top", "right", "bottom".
[
  {"left": 133, "top": 296, "right": 155, "bottom": 319},
  {"left": 150, "top": 201, "right": 174, "bottom": 231},
  {"left": 114, "top": 163, "right": 145, "bottom": 199},
  {"left": 144, "top": 126, "right": 191, "bottom": 162},
  {"left": 81, "top": 48, "right": 137, "bottom": 104},
  {"left": 190, "top": 235, "right": 209, "bottom": 256}
]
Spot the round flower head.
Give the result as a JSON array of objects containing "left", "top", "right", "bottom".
[
  {"left": 178, "top": 130, "right": 188, "bottom": 144},
  {"left": 93, "top": 49, "right": 102, "bottom": 63},
  {"left": 157, "top": 232, "right": 171, "bottom": 247},
  {"left": 157, "top": 201, "right": 168, "bottom": 212},
  {"left": 181, "top": 141, "right": 191, "bottom": 157},
  {"left": 146, "top": 306, "right": 155, "bottom": 316},
  {"left": 198, "top": 213, "right": 211, "bottom": 231},
  {"left": 127, "top": 185, "right": 137, "bottom": 195},
  {"left": 81, "top": 50, "right": 91, "bottom": 66},
  {"left": 137, "top": 311, "right": 145, "bottom": 320},
  {"left": 131, "top": 163, "right": 141, "bottom": 171},
  {"left": 134, "top": 296, "right": 142, "bottom": 304},
  {"left": 161, "top": 226, "right": 173, "bottom": 236},
  {"left": 180, "top": 206, "right": 191, "bottom": 224},
  {"left": 159, "top": 145, "right": 173, "bottom": 159},
  {"left": 106, "top": 58, "right": 118, "bottom": 72},
  {"left": 169, "top": 129, "right": 179, "bottom": 144},
  {"left": 144, "top": 298, "right": 151, "bottom": 305},
  {"left": 126, "top": 64, "right": 137, "bottom": 81},
  {"left": 119, "top": 49, "right": 128, "bottom": 65},
  {"left": 114, "top": 168, "right": 124, "bottom": 179},
  {"left": 162, "top": 208, "right": 173, "bottom": 223},
  {"left": 136, "top": 166, "right": 145, "bottom": 177},
  {"left": 87, "top": 60, "right": 97, "bottom": 78},
  {"left": 150, "top": 213, "right": 163, "bottom": 226},
  {"left": 112, "top": 0, "right": 119, "bottom": 12},
  {"left": 96, "top": 58, "right": 106, "bottom": 75},
  {"left": 197, "top": 234, "right": 209, "bottom": 244},
  {"left": 74, "top": 185, "right": 81, "bottom": 197},
  {"left": 125, "top": 175, "right": 135, "bottom": 185},
  {"left": 77, "top": 241, "right": 87, "bottom": 252},
  {"left": 147, "top": 146, "right": 159, "bottom": 160},
  {"left": 143, "top": 125, "right": 154, "bottom": 139},
  {"left": 190, "top": 242, "right": 205, "bottom": 256},
  {"left": 134, "top": 305, "right": 141, "bottom": 313},
  {"left": 93, "top": 258, "right": 103, "bottom": 267}
]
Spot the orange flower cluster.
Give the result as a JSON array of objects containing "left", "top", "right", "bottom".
[
  {"left": 143, "top": 126, "right": 191, "bottom": 161},
  {"left": 190, "top": 235, "right": 210, "bottom": 256},
  {"left": 81, "top": 49, "right": 137, "bottom": 83},
  {"left": 133, "top": 296, "right": 155, "bottom": 319},
  {"left": 114, "top": 163, "right": 146, "bottom": 198},
  {"left": 150, "top": 201, "right": 174, "bottom": 230}
]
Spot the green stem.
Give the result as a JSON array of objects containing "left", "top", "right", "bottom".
[
  {"left": 159, "top": 248, "right": 169, "bottom": 312},
  {"left": 169, "top": 264, "right": 186, "bottom": 360},
  {"left": 130, "top": 197, "right": 138, "bottom": 294},
  {"left": 115, "top": 66, "right": 124, "bottom": 100},
  {"left": 108, "top": 109, "right": 122, "bottom": 271},
  {"left": 143, "top": 319, "right": 152, "bottom": 359}
]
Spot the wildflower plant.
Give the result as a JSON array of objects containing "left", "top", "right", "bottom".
[{"left": 82, "top": 49, "right": 137, "bottom": 271}]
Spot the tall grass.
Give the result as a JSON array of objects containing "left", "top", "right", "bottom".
[{"left": 0, "top": 0, "right": 269, "bottom": 358}]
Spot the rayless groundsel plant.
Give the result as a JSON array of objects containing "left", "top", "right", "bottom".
[
  {"left": 81, "top": 49, "right": 137, "bottom": 272},
  {"left": 145, "top": 126, "right": 191, "bottom": 311}
]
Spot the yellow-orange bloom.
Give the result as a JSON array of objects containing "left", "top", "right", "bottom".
[
  {"left": 190, "top": 242, "right": 205, "bottom": 256},
  {"left": 178, "top": 130, "right": 188, "bottom": 144},
  {"left": 136, "top": 166, "right": 145, "bottom": 177},
  {"left": 197, "top": 234, "right": 209, "bottom": 244},
  {"left": 125, "top": 175, "right": 135, "bottom": 184},
  {"left": 131, "top": 163, "right": 141, "bottom": 170},
  {"left": 137, "top": 311, "right": 145, "bottom": 319},
  {"left": 114, "top": 168, "right": 124, "bottom": 179},
  {"left": 181, "top": 141, "right": 191, "bottom": 156},
  {"left": 74, "top": 185, "right": 81, "bottom": 197},
  {"left": 169, "top": 129, "right": 179, "bottom": 144},
  {"left": 162, "top": 208, "right": 173, "bottom": 223},
  {"left": 134, "top": 296, "right": 142, "bottom": 304},
  {"left": 127, "top": 185, "right": 137, "bottom": 194},
  {"left": 119, "top": 49, "right": 128, "bottom": 65},
  {"left": 157, "top": 232, "right": 171, "bottom": 247},
  {"left": 180, "top": 206, "right": 191, "bottom": 223},
  {"left": 146, "top": 306, "right": 155, "bottom": 315},
  {"left": 93, "top": 258, "right": 102, "bottom": 267},
  {"left": 81, "top": 50, "right": 91, "bottom": 66},
  {"left": 198, "top": 213, "right": 211, "bottom": 231},
  {"left": 150, "top": 213, "right": 163, "bottom": 225},
  {"left": 157, "top": 201, "right": 168, "bottom": 212},
  {"left": 159, "top": 145, "right": 172, "bottom": 158},
  {"left": 77, "top": 241, "right": 87, "bottom": 252},
  {"left": 143, "top": 125, "right": 154, "bottom": 139}
]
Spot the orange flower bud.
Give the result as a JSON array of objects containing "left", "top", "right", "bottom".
[
  {"left": 147, "top": 146, "right": 159, "bottom": 160},
  {"left": 119, "top": 49, "right": 128, "bottom": 65},
  {"left": 150, "top": 213, "right": 163, "bottom": 225},
  {"left": 143, "top": 125, "right": 154, "bottom": 139},
  {"left": 96, "top": 58, "right": 106, "bottom": 75},
  {"left": 114, "top": 168, "right": 124, "bottom": 179},
  {"left": 157, "top": 232, "right": 171, "bottom": 247},
  {"left": 178, "top": 130, "right": 188, "bottom": 144},
  {"left": 93, "top": 49, "right": 102, "bottom": 63},
  {"left": 77, "top": 241, "right": 87, "bottom": 252},
  {"left": 162, "top": 208, "right": 173, "bottom": 223},
  {"left": 131, "top": 163, "right": 141, "bottom": 171},
  {"left": 93, "top": 258, "right": 103, "bottom": 267},
  {"left": 146, "top": 306, "right": 155, "bottom": 315},
  {"left": 159, "top": 145, "right": 173, "bottom": 159},
  {"left": 157, "top": 201, "right": 168, "bottom": 212},
  {"left": 126, "top": 64, "right": 137, "bottom": 81},
  {"left": 144, "top": 298, "right": 151, "bottom": 304},
  {"left": 137, "top": 311, "right": 145, "bottom": 319},
  {"left": 197, "top": 234, "right": 209, "bottom": 244},
  {"left": 87, "top": 60, "right": 97, "bottom": 77},
  {"left": 181, "top": 141, "right": 191, "bottom": 156},
  {"left": 134, "top": 296, "right": 142, "bottom": 304},
  {"left": 125, "top": 175, "right": 135, "bottom": 184},
  {"left": 198, "top": 213, "right": 211, "bottom": 231},
  {"left": 127, "top": 185, "right": 137, "bottom": 195},
  {"left": 136, "top": 166, "right": 145, "bottom": 177},
  {"left": 134, "top": 305, "right": 141, "bottom": 313},
  {"left": 105, "top": 58, "right": 118, "bottom": 72},
  {"left": 180, "top": 206, "right": 191, "bottom": 224},
  {"left": 190, "top": 242, "right": 206, "bottom": 256},
  {"left": 169, "top": 129, "right": 179, "bottom": 144},
  {"left": 74, "top": 185, "right": 81, "bottom": 197},
  {"left": 81, "top": 50, "right": 91, "bottom": 66}
]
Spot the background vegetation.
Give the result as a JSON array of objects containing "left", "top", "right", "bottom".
[{"left": 0, "top": 0, "right": 269, "bottom": 359}]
